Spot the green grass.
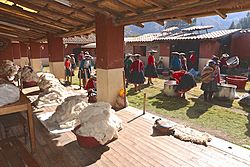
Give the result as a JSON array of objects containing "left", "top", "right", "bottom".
[
  {"left": 43, "top": 66, "right": 80, "bottom": 85},
  {"left": 127, "top": 78, "right": 250, "bottom": 146}
]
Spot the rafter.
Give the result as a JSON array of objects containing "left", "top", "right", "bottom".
[
  {"left": 116, "top": 0, "right": 250, "bottom": 26},
  {"left": 215, "top": 9, "right": 227, "bottom": 19},
  {"left": 0, "top": 2, "right": 72, "bottom": 31},
  {"left": 9, "top": 0, "right": 88, "bottom": 25}
]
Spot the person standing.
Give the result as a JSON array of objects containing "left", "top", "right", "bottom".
[
  {"left": 64, "top": 55, "right": 71, "bottom": 82},
  {"left": 130, "top": 54, "right": 145, "bottom": 92},
  {"left": 124, "top": 53, "right": 133, "bottom": 87},
  {"left": 189, "top": 51, "right": 196, "bottom": 70},
  {"left": 170, "top": 52, "right": 181, "bottom": 71},
  {"left": 78, "top": 51, "right": 84, "bottom": 67},
  {"left": 201, "top": 60, "right": 219, "bottom": 101},
  {"left": 145, "top": 50, "right": 158, "bottom": 85},
  {"left": 220, "top": 53, "right": 229, "bottom": 74},
  {"left": 180, "top": 53, "right": 188, "bottom": 71},
  {"left": 78, "top": 54, "right": 91, "bottom": 88},
  {"left": 70, "top": 53, "right": 76, "bottom": 76}
]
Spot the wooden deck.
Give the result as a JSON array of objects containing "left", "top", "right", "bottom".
[{"left": 0, "top": 87, "right": 250, "bottom": 167}]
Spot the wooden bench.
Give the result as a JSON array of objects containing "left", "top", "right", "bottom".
[{"left": 0, "top": 138, "right": 40, "bottom": 167}]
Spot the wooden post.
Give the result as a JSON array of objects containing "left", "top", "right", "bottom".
[
  {"left": 123, "top": 70, "right": 126, "bottom": 107},
  {"left": 79, "top": 69, "right": 82, "bottom": 89},
  {"left": 143, "top": 93, "right": 146, "bottom": 115}
]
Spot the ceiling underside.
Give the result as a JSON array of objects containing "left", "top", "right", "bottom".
[{"left": 0, "top": 0, "right": 250, "bottom": 41}]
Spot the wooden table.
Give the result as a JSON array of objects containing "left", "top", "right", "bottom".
[
  {"left": 0, "top": 92, "right": 36, "bottom": 152},
  {"left": 0, "top": 138, "right": 39, "bottom": 167}
]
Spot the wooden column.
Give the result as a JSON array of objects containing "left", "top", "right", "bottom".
[
  {"left": 30, "top": 42, "right": 42, "bottom": 72},
  {"left": 95, "top": 13, "right": 124, "bottom": 105},
  {"left": 48, "top": 35, "right": 64, "bottom": 79},
  {"left": 12, "top": 42, "right": 21, "bottom": 66},
  {"left": 20, "top": 42, "right": 29, "bottom": 67}
]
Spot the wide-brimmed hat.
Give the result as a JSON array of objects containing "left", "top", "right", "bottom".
[
  {"left": 148, "top": 49, "right": 157, "bottom": 53},
  {"left": 222, "top": 53, "right": 229, "bottom": 58},
  {"left": 125, "top": 53, "right": 133, "bottom": 57},
  {"left": 172, "top": 51, "right": 180, "bottom": 55},
  {"left": 84, "top": 51, "right": 90, "bottom": 55},
  {"left": 65, "top": 55, "right": 70, "bottom": 59},
  {"left": 208, "top": 60, "right": 216, "bottom": 65},
  {"left": 70, "top": 53, "right": 75, "bottom": 56},
  {"left": 179, "top": 52, "right": 185, "bottom": 56},
  {"left": 189, "top": 51, "right": 195, "bottom": 53},
  {"left": 133, "top": 53, "right": 141, "bottom": 57}
]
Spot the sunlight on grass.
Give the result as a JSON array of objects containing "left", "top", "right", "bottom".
[{"left": 127, "top": 77, "right": 250, "bottom": 146}]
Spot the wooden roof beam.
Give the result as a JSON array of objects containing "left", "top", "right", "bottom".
[
  {"left": 0, "top": 2, "right": 72, "bottom": 31},
  {"left": 71, "top": 0, "right": 113, "bottom": 17},
  {"left": 116, "top": 0, "right": 250, "bottom": 26},
  {"left": 0, "top": 14, "right": 59, "bottom": 34},
  {"left": 133, "top": 23, "right": 144, "bottom": 28},
  {"left": 61, "top": 25, "right": 95, "bottom": 37},
  {"left": 215, "top": 9, "right": 227, "bottom": 19},
  {"left": 9, "top": 0, "right": 88, "bottom": 25},
  {"left": 155, "top": 19, "right": 165, "bottom": 26},
  {"left": 112, "top": 0, "right": 142, "bottom": 14}
]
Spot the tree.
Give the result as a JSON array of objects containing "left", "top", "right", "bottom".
[
  {"left": 229, "top": 21, "right": 236, "bottom": 29},
  {"left": 231, "top": 12, "right": 250, "bottom": 29}
]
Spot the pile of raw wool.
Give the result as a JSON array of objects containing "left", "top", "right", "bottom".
[
  {"left": 34, "top": 73, "right": 69, "bottom": 108},
  {"left": 15, "top": 66, "right": 39, "bottom": 82},
  {"left": 75, "top": 102, "right": 123, "bottom": 145},
  {"left": 173, "top": 125, "right": 212, "bottom": 146},
  {"left": 0, "top": 78, "right": 20, "bottom": 107},
  {"left": 0, "top": 60, "right": 19, "bottom": 81},
  {"left": 47, "top": 95, "right": 89, "bottom": 128}
]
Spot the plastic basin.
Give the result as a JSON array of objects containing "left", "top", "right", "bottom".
[
  {"left": 226, "top": 76, "right": 248, "bottom": 89},
  {"left": 72, "top": 125, "right": 102, "bottom": 149}
]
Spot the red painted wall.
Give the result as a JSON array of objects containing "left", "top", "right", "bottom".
[
  {"left": 30, "top": 42, "right": 41, "bottom": 59},
  {"left": 231, "top": 32, "right": 250, "bottom": 61},
  {"left": 159, "top": 43, "right": 170, "bottom": 57},
  {"left": 20, "top": 42, "right": 29, "bottom": 58},
  {"left": 199, "top": 40, "right": 220, "bottom": 58},
  {"left": 12, "top": 43, "right": 21, "bottom": 59},
  {"left": 40, "top": 44, "right": 48, "bottom": 58},
  {"left": 0, "top": 43, "right": 13, "bottom": 62}
]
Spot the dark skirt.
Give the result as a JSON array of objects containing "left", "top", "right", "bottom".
[
  {"left": 124, "top": 68, "right": 131, "bottom": 80},
  {"left": 145, "top": 65, "right": 158, "bottom": 78},
  {"left": 130, "top": 71, "right": 145, "bottom": 84},
  {"left": 78, "top": 68, "right": 90, "bottom": 79},
  {"left": 176, "top": 73, "right": 196, "bottom": 92},
  {"left": 65, "top": 69, "right": 71, "bottom": 76},
  {"left": 201, "top": 80, "right": 218, "bottom": 92}
]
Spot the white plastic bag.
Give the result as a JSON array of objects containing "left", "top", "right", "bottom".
[{"left": 0, "top": 84, "right": 20, "bottom": 107}]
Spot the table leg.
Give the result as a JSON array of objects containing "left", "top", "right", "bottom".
[{"left": 27, "top": 103, "right": 36, "bottom": 153}]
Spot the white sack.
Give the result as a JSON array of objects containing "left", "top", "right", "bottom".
[
  {"left": 76, "top": 102, "right": 123, "bottom": 145},
  {"left": 0, "top": 83, "right": 20, "bottom": 107},
  {"left": 47, "top": 95, "right": 88, "bottom": 128}
]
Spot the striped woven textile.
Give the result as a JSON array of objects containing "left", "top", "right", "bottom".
[{"left": 201, "top": 66, "right": 214, "bottom": 83}]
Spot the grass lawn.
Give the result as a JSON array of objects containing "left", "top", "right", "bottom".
[{"left": 127, "top": 77, "right": 250, "bottom": 147}]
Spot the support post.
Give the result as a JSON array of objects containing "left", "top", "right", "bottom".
[
  {"left": 30, "top": 42, "right": 42, "bottom": 72},
  {"left": 48, "top": 35, "right": 64, "bottom": 79},
  {"left": 95, "top": 13, "right": 124, "bottom": 106},
  {"left": 143, "top": 93, "right": 146, "bottom": 115}
]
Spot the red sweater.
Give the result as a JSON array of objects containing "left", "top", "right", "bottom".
[
  {"left": 172, "top": 70, "right": 186, "bottom": 84},
  {"left": 130, "top": 60, "right": 144, "bottom": 72},
  {"left": 147, "top": 55, "right": 155, "bottom": 65},
  {"left": 65, "top": 60, "right": 70, "bottom": 69}
]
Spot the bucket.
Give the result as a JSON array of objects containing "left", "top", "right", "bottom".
[
  {"left": 226, "top": 76, "right": 248, "bottom": 89},
  {"left": 72, "top": 125, "right": 102, "bottom": 148}
]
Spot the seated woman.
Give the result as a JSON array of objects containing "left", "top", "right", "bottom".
[
  {"left": 170, "top": 70, "right": 197, "bottom": 98},
  {"left": 85, "top": 74, "right": 97, "bottom": 103}
]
